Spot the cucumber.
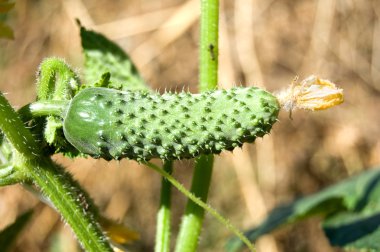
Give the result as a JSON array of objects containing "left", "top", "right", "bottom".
[{"left": 63, "top": 87, "right": 279, "bottom": 161}]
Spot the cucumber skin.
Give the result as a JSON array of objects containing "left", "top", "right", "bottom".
[{"left": 63, "top": 87, "right": 279, "bottom": 161}]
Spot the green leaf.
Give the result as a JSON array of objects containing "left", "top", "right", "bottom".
[
  {"left": 323, "top": 212, "right": 380, "bottom": 251},
  {"left": 0, "top": 21, "right": 13, "bottom": 39},
  {"left": 323, "top": 172, "right": 380, "bottom": 251},
  {"left": 93, "top": 72, "right": 111, "bottom": 88},
  {"left": 226, "top": 168, "right": 380, "bottom": 252},
  {"left": 79, "top": 23, "right": 149, "bottom": 91},
  {"left": 0, "top": 210, "right": 33, "bottom": 252}
]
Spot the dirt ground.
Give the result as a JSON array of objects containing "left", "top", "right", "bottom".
[{"left": 0, "top": 0, "right": 379, "bottom": 251}]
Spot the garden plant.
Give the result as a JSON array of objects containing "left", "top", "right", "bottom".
[{"left": 1, "top": 1, "right": 380, "bottom": 252}]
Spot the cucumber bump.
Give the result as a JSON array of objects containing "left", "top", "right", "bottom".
[{"left": 62, "top": 87, "right": 279, "bottom": 161}]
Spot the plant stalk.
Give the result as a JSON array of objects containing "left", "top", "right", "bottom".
[
  {"left": 175, "top": 0, "right": 219, "bottom": 251},
  {"left": 155, "top": 160, "right": 173, "bottom": 252},
  {"left": 145, "top": 162, "right": 255, "bottom": 251},
  {"left": 18, "top": 101, "right": 68, "bottom": 120}
]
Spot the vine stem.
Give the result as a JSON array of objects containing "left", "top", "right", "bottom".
[
  {"left": 155, "top": 160, "right": 173, "bottom": 252},
  {"left": 199, "top": 0, "right": 219, "bottom": 91},
  {"left": 175, "top": 0, "right": 219, "bottom": 251},
  {"left": 0, "top": 92, "right": 112, "bottom": 252},
  {"left": 145, "top": 162, "right": 255, "bottom": 251},
  {"left": 18, "top": 100, "right": 68, "bottom": 119}
]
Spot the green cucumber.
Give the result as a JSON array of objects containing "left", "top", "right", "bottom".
[{"left": 62, "top": 87, "right": 279, "bottom": 161}]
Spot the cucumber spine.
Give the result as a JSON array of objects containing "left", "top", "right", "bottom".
[{"left": 63, "top": 87, "right": 279, "bottom": 161}]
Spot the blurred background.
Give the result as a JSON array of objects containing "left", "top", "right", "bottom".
[{"left": 0, "top": 0, "right": 380, "bottom": 251}]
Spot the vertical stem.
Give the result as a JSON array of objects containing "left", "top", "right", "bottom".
[
  {"left": 175, "top": 155, "right": 214, "bottom": 252},
  {"left": 175, "top": 0, "right": 219, "bottom": 251},
  {"left": 145, "top": 162, "right": 255, "bottom": 252},
  {"left": 155, "top": 160, "right": 173, "bottom": 252},
  {"left": 0, "top": 94, "right": 41, "bottom": 159},
  {"left": 199, "top": 0, "right": 219, "bottom": 91}
]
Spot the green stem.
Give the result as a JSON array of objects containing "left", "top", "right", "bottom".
[
  {"left": 0, "top": 94, "right": 41, "bottom": 159},
  {"left": 26, "top": 159, "right": 112, "bottom": 252},
  {"left": 18, "top": 100, "right": 68, "bottom": 120},
  {"left": 145, "top": 162, "right": 255, "bottom": 252},
  {"left": 199, "top": 0, "right": 219, "bottom": 91},
  {"left": 175, "top": 156, "right": 214, "bottom": 252},
  {"left": 155, "top": 160, "right": 173, "bottom": 252},
  {"left": 175, "top": 1, "right": 219, "bottom": 250},
  {"left": 37, "top": 58, "right": 80, "bottom": 101},
  {"left": 0, "top": 92, "right": 112, "bottom": 252}
]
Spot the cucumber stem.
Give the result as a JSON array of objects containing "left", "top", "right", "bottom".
[{"left": 18, "top": 100, "right": 69, "bottom": 120}]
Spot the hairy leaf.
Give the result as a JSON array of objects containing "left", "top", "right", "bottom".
[
  {"left": 79, "top": 24, "right": 148, "bottom": 91},
  {"left": 226, "top": 168, "right": 380, "bottom": 252}
]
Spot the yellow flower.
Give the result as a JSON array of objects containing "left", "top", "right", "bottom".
[{"left": 277, "top": 75, "right": 344, "bottom": 112}]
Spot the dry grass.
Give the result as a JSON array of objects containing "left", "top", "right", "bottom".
[{"left": 0, "top": 0, "right": 379, "bottom": 251}]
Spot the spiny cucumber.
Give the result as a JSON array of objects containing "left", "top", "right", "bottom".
[{"left": 62, "top": 87, "right": 279, "bottom": 161}]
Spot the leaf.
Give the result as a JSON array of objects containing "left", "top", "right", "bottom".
[
  {"left": 0, "top": 210, "right": 33, "bottom": 252},
  {"left": 322, "top": 172, "right": 380, "bottom": 251},
  {"left": 226, "top": 168, "right": 380, "bottom": 252},
  {"left": 93, "top": 72, "right": 111, "bottom": 88},
  {"left": 79, "top": 23, "right": 149, "bottom": 91},
  {"left": 0, "top": 21, "right": 13, "bottom": 39}
]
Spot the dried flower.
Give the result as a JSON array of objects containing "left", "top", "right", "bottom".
[{"left": 277, "top": 75, "right": 344, "bottom": 113}]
